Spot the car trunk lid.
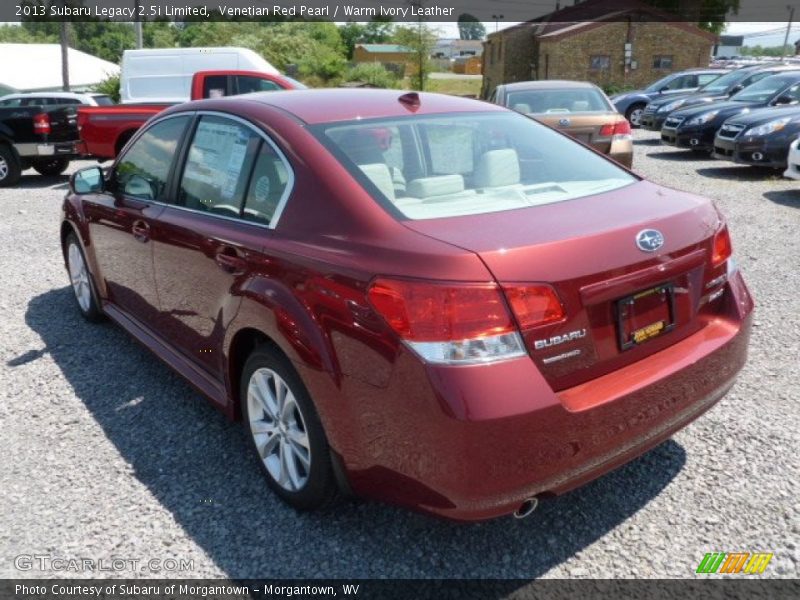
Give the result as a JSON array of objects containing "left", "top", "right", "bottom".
[{"left": 402, "top": 180, "right": 726, "bottom": 390}]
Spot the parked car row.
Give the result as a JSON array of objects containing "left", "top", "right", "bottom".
[{"left": 614, "top": 64, "right": 800, "bottom": 176}]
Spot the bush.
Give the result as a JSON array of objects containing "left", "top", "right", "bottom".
[
  {"left": 92, "top": 73, "right": 121, "bottom": 103},
  {"left": 343, "top": 63, "right": 399, "bottom": 89},
  {"left": 602, "top": 83, "right": 636, "bottom": 96}
]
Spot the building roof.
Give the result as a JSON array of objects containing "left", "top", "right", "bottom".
[
  {"left": 356, "top": 44, "right": 414, "bottom": 54},
  {"left": 488, "top": 0, "right": 717, "bottom": 43},
  {"left": 0, "top": 44, "right": 119, "bottom": 92}
]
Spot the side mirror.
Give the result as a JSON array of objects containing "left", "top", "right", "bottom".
[
  {"left": 658, "top": 86, "right": 669, "bottom": 93},
  {"left": 70, "top": 166, "right": 104, "bottom": 195},
  {"left": 728, "top": 84, "right": 744, "bottom": 96},
  {"left": 773, "top": 95, "right": 795, "bottom": 106}
]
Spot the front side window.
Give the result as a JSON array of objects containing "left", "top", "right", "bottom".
[
  {"left": 697, "top": 73, "right": 721, "bottom": 86},
  {"left": 178, "top": 116, "right": 260, "bottom": 216},
  {"left": 314, "top": 112, "right": 636, "bottom": 221},
  {"left": 732, "top": 77, "right": 794, "bottom": 103},
  {"left": 589, "top": 55, "right": 610, "bottom": 71},
  {"left": 235, "top": 76, "right": 282, "bottom": 94},
  {"left": 116, "top": 116, "right": 189, "bottom": 200}
]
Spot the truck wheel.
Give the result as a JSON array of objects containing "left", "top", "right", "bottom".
[
  {"left": 32, "top": 157, "right": 70, "bottom": 177},
  {"left": 0, "top": 144, "right": 21, "bottom": 187},
  {"left": 625, "top": 103, "right": 646, "bottom": 128}
]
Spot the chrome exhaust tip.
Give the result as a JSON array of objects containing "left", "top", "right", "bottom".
[{"left": 513, "top": 497, "right": 539, "bottom": 519}]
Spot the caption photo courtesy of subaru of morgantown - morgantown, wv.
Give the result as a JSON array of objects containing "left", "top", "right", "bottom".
[{"left": 0, "top": 0, "right": 798, "bottom": 598}]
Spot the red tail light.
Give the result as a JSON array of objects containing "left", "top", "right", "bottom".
[
  {"left": 599, "top": 120, "right": 632, "bottom": 137},
  {"left": 712, "top": 225, "right": 732, "bottom": 267},
  {"left": 503, "top": 285, "right": 565, "bottom": 329},
  {"left": 367, "top": 278, "right": 514, "bottom": 342},
  {"left": 33, "top": 113, "right": 51, "bottom": 135}
]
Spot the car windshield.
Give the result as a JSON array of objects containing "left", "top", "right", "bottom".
[
  {"left": 700, "top": 68, "right": 754, "bottom": 94},
  {"left": 644, "top": 73, "right": 677, "bottom": 93},
  {"left": 731, "top": 76, "right": 791, "bottom": 103},
  {"left": 505, "top": 88, "right": 611, "bottom": 113},
  {"left": 312, "top": 111, "right": 636, "bottom": 221}
]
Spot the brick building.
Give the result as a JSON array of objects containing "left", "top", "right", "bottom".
[{"left": 481, "top": 0, "right": 716, "bottom": 97}]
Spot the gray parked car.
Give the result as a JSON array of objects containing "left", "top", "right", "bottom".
[{"left": 610, "top": 69, "right": 727, "bottom": 127}]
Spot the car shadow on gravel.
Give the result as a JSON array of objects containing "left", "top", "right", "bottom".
[
  {"left": 648, "top": 150, "right": 714, "bottom": 162},
  {"left": 19, "top": 287, "right": 687, "bottom": 582},
  {"left": 696, "top": 166, "right": 783, "bottom": 181},
  {"left": 633, "top": 137, "right": 663, "bottom": 146},
  {"left": 764, "top": 189, "right": 800, "bottom": 207},
  {"left": 13, "top": 172, "right": 70, "bottom": 190}
]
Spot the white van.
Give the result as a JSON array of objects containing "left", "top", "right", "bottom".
[{"left": 120, "top": 47, "right": 280, "bottom": 104}]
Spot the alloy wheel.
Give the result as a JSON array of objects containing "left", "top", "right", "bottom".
[
  {"left": 68, "top": 242, "right": 92, "bottom": 313},
  {"left": 629, "top": 108, "right": 643, "bottom": 127},
  {"left": 0, "top": 155, "right": 8, "bottom": 181},
  {"left": 247, "top": 367, "right": 312, "bottom": 492}
]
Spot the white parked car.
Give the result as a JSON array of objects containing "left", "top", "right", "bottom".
[
  {"left": 0, "top": 92, "right": 113, "bottom": 107},
  {"left": 783, "top": 137, "right": 800, "bottom": 180}
]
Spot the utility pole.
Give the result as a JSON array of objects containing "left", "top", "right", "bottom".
[
  {"left": 492, "top": 14, "right": 504, "bottom": 33},
  {"left": 134, "top": 0, "right": 143, "bottom": 48},
  {"left": 780, "top": 5, "right": 795, "bottom": 61},
  {"left": 59, "top": 1, "right": 70, "bottom": 91}
]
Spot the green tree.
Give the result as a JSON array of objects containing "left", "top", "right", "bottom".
[
  {"left": 393, "top": 24, "right": 437, "bottom": 91},
  {"left": 340, "top": 18, "right": 395, "bottom": 59},
  {"left": 457, "top": 14, "right": 485, "bottom": 40},
  {"left": 92, "top": 73, "right": 120, "bottom": 102}
]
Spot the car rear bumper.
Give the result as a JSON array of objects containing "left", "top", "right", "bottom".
[
  {"left": 713, "top": 136, "right": 788, "bottom": 169},
  {"left": 330, "top": 272, "right": 753, "bottom": 521},
  {"left": 15, "top": 141, "right": 77, "bottom": 158}
]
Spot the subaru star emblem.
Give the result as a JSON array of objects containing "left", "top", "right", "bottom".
[
  {"left": 558, "top": 117, "right": 570, "bottom": 127},
  {"left": 636, "top": 229, "right": 664, "bottom": 252}
]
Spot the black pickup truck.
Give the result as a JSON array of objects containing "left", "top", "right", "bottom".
[{"left": 0, "top": 105, "right": 80, "bottom": 186}]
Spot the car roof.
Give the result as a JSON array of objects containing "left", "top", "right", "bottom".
[
  {"left": 0, "top": 91, "right": 89, "bottom": 99},
  {"left": 233, "top": 89, "right": 506, "bottom": 124},
  {"left": 499, "top": 80, "right": 600, "bottom": 91}
]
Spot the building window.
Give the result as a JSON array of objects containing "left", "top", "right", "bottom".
[
  {"left": 653, "top": 55, "right": 674, "bottom": 69},
  {"left": 589, "top": 55, "right": 610, "bottom": 71}
]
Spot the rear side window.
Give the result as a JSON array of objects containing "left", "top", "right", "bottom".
[
  {"left": 93, "top": 95, "right": 114, "bottom": 106},
  {"left": 242, "top": 143, "right": 291, "bottom": 225},
  {"left": 202, "top": 75, "right": 227, "bottom": 99},
  {"left": 116, "top": 116, "right": 189, "bottom": 201},
  {"left": 178, "top": 116, "right": 260, "bottom": 217}
]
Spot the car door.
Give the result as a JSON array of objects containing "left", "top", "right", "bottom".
[
  {"left": 151, "top": 113, "right": 294, "bottom": 375},
  {"left": 83, "top": 114, "right": 190, "bottom": 324}
]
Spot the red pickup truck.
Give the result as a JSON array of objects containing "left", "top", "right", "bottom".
[{"left": 77, "top": 70, "right": 301, "bottom": 160}]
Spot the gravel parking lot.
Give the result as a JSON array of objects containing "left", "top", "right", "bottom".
[{"left": 0, "top": 129, "right": 797, "bottom": 581}]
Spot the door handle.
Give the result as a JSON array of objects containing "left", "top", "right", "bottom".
[
  {"left": 132, "top": 220, "right": 150, "bottom": 243},
  {"left": 215, "top": 249, "right": 246, "bottom": 274}
]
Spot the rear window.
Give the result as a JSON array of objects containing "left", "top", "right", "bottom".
[
  {"left": 313, "top": 112, "right": 636, "bottom": 221},
  {"left": 505, "top": 88, "right": 611, "bottom": 114},
  {"left": 92, "top": 95, "right": 114, "bottom": 105}
]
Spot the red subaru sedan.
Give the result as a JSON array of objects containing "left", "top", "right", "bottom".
[{"left": 61, "top": 89, "right": 753, "bottom": 521}]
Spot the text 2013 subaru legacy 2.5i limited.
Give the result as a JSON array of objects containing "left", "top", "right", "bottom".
[{"left": 61, "top": 90, "right": 753, "bottom": 521}]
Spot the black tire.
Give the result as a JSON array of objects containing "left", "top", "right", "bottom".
[
  {"left": 64, "top": 232, "right": 104, "bottom": 322},
  {"left": 625, "top": 103, "right": 646, "bottom": 128},
  {"left": 241, "top": 345, "right": 338, "bottom": 511},
  {"left": 32, "top": 157, "right": 70, "bottom": 177},
  {"left": 0, "top": 144, "right": 21, "bottom": 187}
]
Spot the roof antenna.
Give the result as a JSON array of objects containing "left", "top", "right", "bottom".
[{"left": 398, "top": 92, "right": 421, "bottom": 111}]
